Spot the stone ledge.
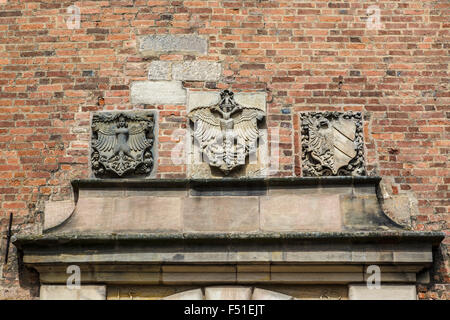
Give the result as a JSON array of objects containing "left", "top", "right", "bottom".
[
  {"left": 71, "top": 176, "right": 383, "bottom": 191},
  {"left": 14, "top": 230, "right": 444, "bottom": 247}
]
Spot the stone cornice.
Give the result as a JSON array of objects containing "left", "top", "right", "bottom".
[{"left": 14, "top": 230, "right": 444, "bottom": 249}]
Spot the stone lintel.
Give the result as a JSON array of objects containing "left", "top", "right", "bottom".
[
  {"left": 34, "top": 263, "right": 422, "bottom": 286},
  {"left": 348, "top": 284, "right": 417, "bottom": 300},
  {"left": 40, "top": 285, "right": 106, "bottom": 300}
]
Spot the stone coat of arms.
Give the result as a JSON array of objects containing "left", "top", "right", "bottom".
[
  {"left": 91, "top": 112, "right": 155, "bottom": 177},
  {"left": 301, "top": 112, "right": 365, "bottom": 176},
  {"left": 188, "top": 90, "right": 265, "bottom": 174}
]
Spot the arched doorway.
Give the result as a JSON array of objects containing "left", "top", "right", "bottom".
[{"left": 162, "top": 286, "right": 294, "bottom": 300}]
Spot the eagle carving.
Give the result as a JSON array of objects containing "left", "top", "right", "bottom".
[
  {"left": 188, "top": 90, "right": 265, "bottom": 174},
  {"left": 91, "top": 112, "right": 154, "bottom": 177}
]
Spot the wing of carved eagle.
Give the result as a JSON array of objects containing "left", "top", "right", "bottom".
[
  {"left": 188, "top": 106, "right": 222, "bottom": 150},
  {"left": 188, "top": 106, "right": 264, "bottom": 153},
  {"left": 92, "top": 123, "right": 151, "bottom": 153},
  {"left": 234, "top": 108, "right": 265, "bottom": 152},
  {"left": 307, "top": 118, "right": 322, "bottom": 154}
]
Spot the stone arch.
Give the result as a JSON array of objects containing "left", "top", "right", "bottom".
[{"left": 162, "top": 286, "right": 294, "bottom": 300}]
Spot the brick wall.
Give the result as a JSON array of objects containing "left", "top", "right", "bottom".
[{"left": 0, "top": 0, "right": 448, "bottom": 299}]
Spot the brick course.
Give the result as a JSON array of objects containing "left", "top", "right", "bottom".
[{"left": 0, "top": 0, "right": 448, "bottom": 299}]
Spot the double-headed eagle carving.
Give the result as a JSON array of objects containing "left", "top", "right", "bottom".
[
  {"left": 91, "top": 112, "right": 154, "bottom": 177},
  {"left": 188, "top": 90, "right": 265, "bottom": 174}
]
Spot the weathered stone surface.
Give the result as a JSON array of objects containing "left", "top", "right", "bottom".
[
  {"left": 252, "top": 288, "right": 294, "bottom": 300},
  {"left": 40, "top": 285, "right": 106, "bottom": 300},
  {"left": 148, "top": 61, "right": 171, "bottom": 80},
  {"left": 162, "top": 289, "right": 203, "bottom": 300},
  {"left": 187, "top": 91, "right": 266, "bottom": 111},
  {"left": 162, "top": 265, "right": 236, "bottom": 273},
  {"left": 348, "top": 284, "right": 416, "bottom": 300},
  {"left": 43, "top": 200, "right": 74, "bottom": 231},
  {"left": 108, "top": 285, "right": 198, "bottom": 300},
  {"left": 172, "top": 61, "right": 221, "bottom": 81},
  {"left": 237, "top": 272, "right": 271, "bottom": 282},
  {"left": 363, "top": 272, "right": 416, "bottom": 282},
  {"left": 111, "top": 196, "right": 182, "bottom": 232},
  {"left": 183, "top": 197, "right": 259, "bottom": 232},
  {"left": 130, "top": 81, "right": 186, "bottom": 105},
  {"left": 234, "top": 92, "right": 266, "bottom": 111},
  {"left": 270, "top": 265, "right": 363, "bottom": 273},
  {"left": 381, "top": 194, "right": 415, "bottom": 228},
  {"left": 205, "top": 286, "right": 252, "bottom": 300},
  {"left": 56, "top": 196, "right": 182, "bottom": 233},
  {"left": 163, "top": 273, "right": 236, "bottom": 284},
  {"left": 66, "top": 197, "right": 114, "bottom": 231},
  {"left": 271, "top": 272, "right": 363, "bottom": 283},
  {"left": 139, "top": 34, "right": 208, "bottom": 55},
  {"left": 341, "top": 194, "right": 390, "bottom": 228},
  {"left": 260, "top": 195, "right": 341, "bottom": 232},
  {"left": 187, "top": 91, "right": 220, "bottom": 111}
]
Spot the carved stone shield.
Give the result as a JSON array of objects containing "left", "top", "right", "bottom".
[
  {"left": 91, "top": 111, "right": 155, "bottom": 177},
  {"left": 301, "top": 112, "right": 365, "bottom": 176}
]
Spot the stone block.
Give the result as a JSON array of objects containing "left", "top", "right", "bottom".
[
  {"left": 43, "top": 200, "right": 74, "bottom": 231},
  {"left": 59, "top": 196, "right": 182, "bottom": 233},
  {"left": 284, "top": 249, "right": 352, "bottom": 263},
  {"left": 183, "top": 197, "right": 259, "bottom": 232},
  {"left": 162, "top": 265, "right": 235, "bottom": 273},
  {"left": 187, "top": 91, "right": 266, "bottom": 111},
  {"left": 163, "top": 273, "right": 236, "bottom": 284},
  {"left": 234, "top": 92, "right": 266, "bottom": 111},
  {"left": 382, "top": 195, "right": 415, "bottom": 228},
  {"left": 348, "top": 284, "right": 416, "bottom": 300},
  {"left": 139, "top": 34, "right": 208, "bottom": 55},
  {"left": 260, "top": 195, "right": 341, "bottom": 232},
  {"left": 40, "top": 285, "right": 106, "bottom": 300},
  {"left": 66, "top": 197, "right": 114, "bottom": 232},
  {"left": 148, "top": 61, "right": 171, "bottom": 80},
  {"left": 237, "top": 273, "right": 271, "bottom": 282},
  {"left": 111, "top": 196, "right": 182, "bottom": 232},
  {"left": 172, "top": 61, "right": 221, "bottom": 81},
  {"left": 162, "top": 289, "right": 203, "bottom": 300},
  {"left": 252, "top": 288, "right": 293, "bottom": 300},
  {"left": 270, "top": 273, "right": 363, "bottom": 283},
  {"left": 187, "top": 91, "right": 220, "bottom": 111},
  {"left": 393, "top": 249, "right": 432, "bottom": 263},
  {"left": 270, "top": 265, "right": 363, "bottom": 273},
  {"left": 205, "top": 286, "right": 252, "bottom": 300},
  {"left": 341, "top": 195, "right": 387, "bottom": 228},
  {"left": 237, "top": 265, "right": 271, "bottom": 273},
  {"left": 363, "top": 272, "right": 416, "bottom": 283},
  {"left": 130, "top": 81, "right": 186, "bottom": 105}
]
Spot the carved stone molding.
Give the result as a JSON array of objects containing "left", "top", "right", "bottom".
[
  {"left": 188, "top": 90, "right": 265, "bottom": 175},
  {"left": 91, "top": 111, "right": 155, "bottom": 178},
  {"left": 301, "top": 111, "right": 365, "bottom": 176}
]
